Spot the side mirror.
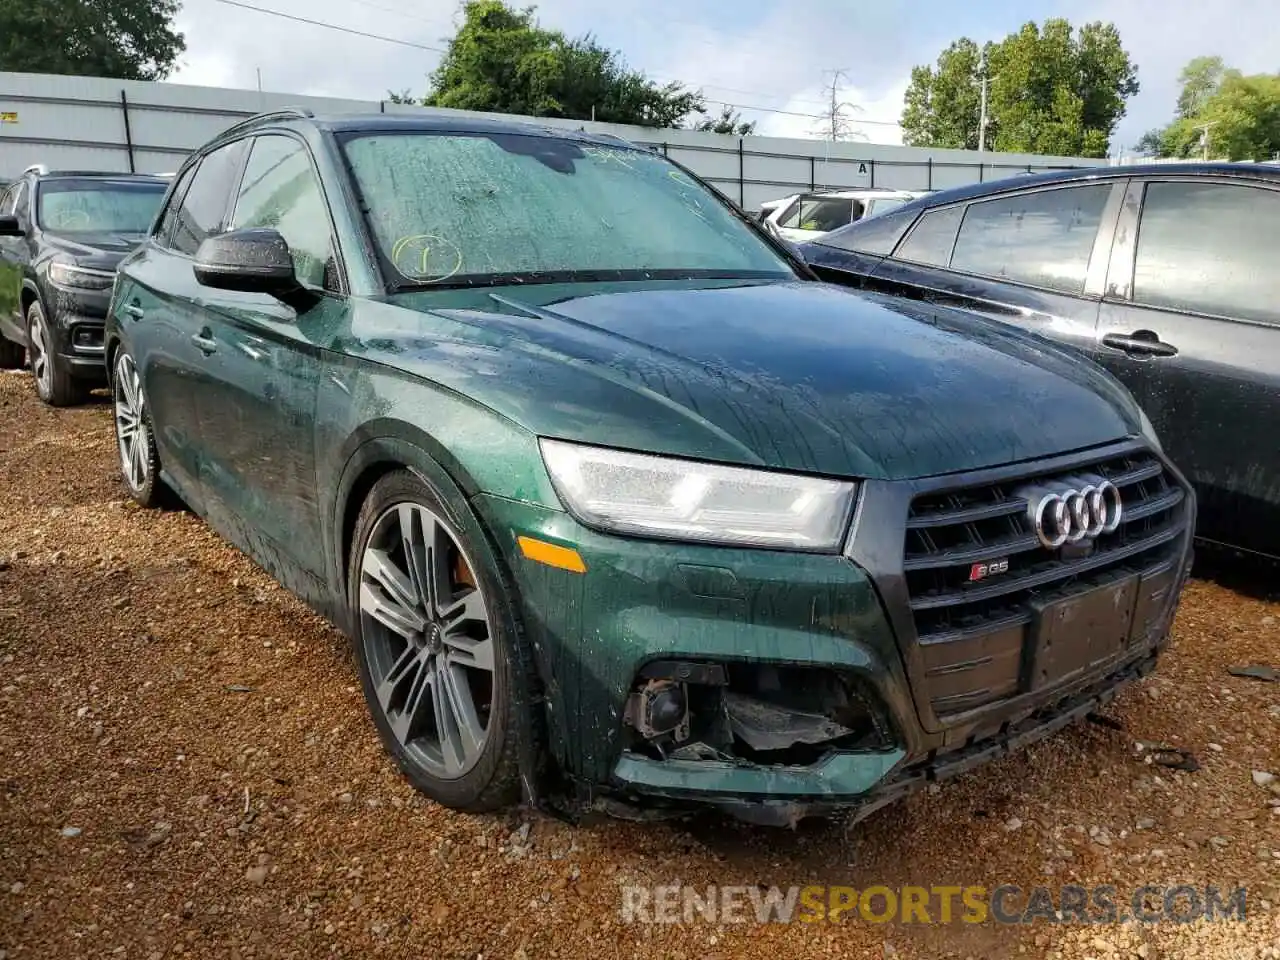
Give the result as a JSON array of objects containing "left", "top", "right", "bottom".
[
  {"left": 193, "top": 228, "right": 318, "bottom": 311},
  {"left": 0, "top": 215, "right": 22, "bottom": 237}
]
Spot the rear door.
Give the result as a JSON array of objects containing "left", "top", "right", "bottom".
[
  {"left": 117, "top": 140, "right": 248, "bottom": 501},
  {"left": 865, "top": 180, "right": 1125, "bottom": 358},
  {"left": 1095, "top": 176, "right": 1280, "bottom": 557}
]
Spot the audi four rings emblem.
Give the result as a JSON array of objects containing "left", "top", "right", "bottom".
[{"left": 1013, "top": 474, "right": 1124, "bottom": 549}]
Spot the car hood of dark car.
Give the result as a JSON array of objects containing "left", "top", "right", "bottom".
[
  {"left": 43, "top": 230, "right": 146, "bottom": 270},
  {"left": 372, "top": 280, "right": 1146, "bottom": 482}
]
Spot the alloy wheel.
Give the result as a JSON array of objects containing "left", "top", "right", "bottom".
[
  {"left": 29, "top": 310, "right": 50, "bottom": 395},
  {"left": 113, "top": 353, "right": 150, "bottom": 492},
  {"left": 359, "top": 502, "right": 495, "bottom": 780}
]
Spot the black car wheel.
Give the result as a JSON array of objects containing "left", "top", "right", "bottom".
[
  {"left": 348, "top": 470, "right": 525, "bottom": 812},
  {"left": 112, "top": 349, "right": 165, "bottom": 507},
  {"left": 27, "top": 300, "right": 87, "bottom": 407}
]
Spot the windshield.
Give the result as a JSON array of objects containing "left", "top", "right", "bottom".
[
  {"left": 37, "top": 179, "right": 168, "bottom": 234},
  {"left": 340, "top": 131, "right": 795, "bottom": 288}
]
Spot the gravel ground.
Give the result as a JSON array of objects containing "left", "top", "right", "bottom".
[{"left": 1, "top": 368, "right": 1279, "bottom": 960}]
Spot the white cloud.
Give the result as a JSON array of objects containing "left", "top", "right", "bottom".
[{"left": 750, "top": 80, "right": 907, "bottom": 144}]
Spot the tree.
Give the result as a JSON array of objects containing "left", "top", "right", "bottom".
[
  {"left": 900, "top": 39, "right": 985, "bottom": 149},
  {"left": 417, "top": 0, "right": 703, "bottom": 128},
  {"left": 1144, "top": 56, "right": 1280, "bottom": 161},
  {"left": 810, "top": 69, "right": 867, "bottom": 141},
  {"left": 900, "top": 19, "right": 1138, "bottom": 157},
  {"left": 0, "top": 0, "right": 184, "bottom": 81},
  {"left": 693, "top": 105, "right": 756, "bottom": 136},
  {"left": 1175, "top": 56, "right": 1226, "bottom": 119}
]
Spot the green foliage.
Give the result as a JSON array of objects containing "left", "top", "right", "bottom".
[
  {"left": 1142, "top": 58, "right": 1280, "bottom": 161},
  {"left": 693, "top": 105, "right": 756, "bottom": 136},
  {"left": 900, "top": 39, "right": 984, "bottom": 149},
  {"left": 901, "top": 18, "right": 1138, "bottom": 158},
  {"left": 0, "top": 0, "right": 185, "bottom": 81},
  {"left": 421, "top": 1, "right": 703, "bottom": 128}
]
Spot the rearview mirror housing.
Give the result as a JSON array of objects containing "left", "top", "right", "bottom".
[
  {"left": 0, "top": 214, "right": 22, "bottom": 237},
  {"left": 193, "top": 228, "right": 318, "bottom": 311}
]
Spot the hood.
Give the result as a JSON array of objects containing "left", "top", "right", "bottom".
[
  {"left": 370, "top": 281, "right": 1144, "bottom": 481},
  {"left": 43, "top": 231, "right": 146, "bottom": 270}
]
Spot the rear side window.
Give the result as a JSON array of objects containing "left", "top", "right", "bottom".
[
  {"left": 171, "top": 139, "right": 249, "bottom": 256},
  {"left": 896, "top": 205, "right": 964, "bottom": 266},
  {"left": 780, "top": 197, "right": 858, "bottom": 233},
  {"left": 154, "top": 164, "right": 197, "bottom": 247},
  {"left": 1132, "top": 181, "right": 1280, "bottom": 325},
  {"left": 815, "top": 208, "right": 917, "bottom": 256},
  {"left": 950, "top": 184, "right": 1111, "bottom": 294}
]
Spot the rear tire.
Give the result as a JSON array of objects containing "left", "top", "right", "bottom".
[
  {"left": 112, "top": 349, "right": 166, "bottom": 508},
  {"left": 27, "top": 300, "right": 88, "bottom": 407},
  {"left": 348, "top": 469, "right": 526, "bottom": 812}
]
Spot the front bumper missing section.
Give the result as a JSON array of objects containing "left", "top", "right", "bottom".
[{"left": 611, "top": 651, "right": 1156, "bottom": 828}]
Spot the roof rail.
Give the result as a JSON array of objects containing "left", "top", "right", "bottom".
[
  {"left": 21, "top": 163, "right": 49, "bottom": 177},
  {"left": 216, "top": 106, "right": 316, "bottom": 141}
]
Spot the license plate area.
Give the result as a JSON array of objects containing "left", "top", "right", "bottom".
[{"left": 1028, "top": 573, "right": 1141, "bottom": 690}]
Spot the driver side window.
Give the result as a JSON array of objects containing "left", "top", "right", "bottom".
[{"left": 230, "top": 135, "right": 337, "bottom": 292}]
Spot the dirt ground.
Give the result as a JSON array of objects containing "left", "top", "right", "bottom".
[{"left": 1, "top": 367, "right": 1278, "bottom": 960}]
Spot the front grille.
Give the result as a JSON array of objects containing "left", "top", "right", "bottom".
[{"left": 902, "top": 447, "right": 1189, "bottom": 720}]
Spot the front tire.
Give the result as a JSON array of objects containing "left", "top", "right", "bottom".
[
  {"left": 348, "top": 470, "right": 524, "bottom": 812},
  {"left": 112, "top": 349, "right": 165, "bottom": 507},
  {"left": 27, "top": 300, "right": 88, "bottom": 407}
]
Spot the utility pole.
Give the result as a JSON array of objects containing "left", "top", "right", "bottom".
[
  {"left": 1194, "top": 121, "right": 1218, "bottom": 160},
  {"left": 978, "top": 75, "right": 989, "bottom": 156}
]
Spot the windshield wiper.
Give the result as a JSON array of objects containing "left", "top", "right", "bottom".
[{"left": 387, "top": 268, "right": 790, "bottom": 294}]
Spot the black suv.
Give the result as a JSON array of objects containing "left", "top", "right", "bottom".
[
  {"left": 797, "top": 163, "right": 1280, "bottom": 561},
  {"left": 0, "top": 166, "right": 171, "bottom": 405}
]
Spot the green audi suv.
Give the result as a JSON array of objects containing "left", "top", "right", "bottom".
[{"left": 104, "top": 108, "right": 1195, "bottom": 826}]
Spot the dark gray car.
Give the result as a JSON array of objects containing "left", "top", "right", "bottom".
[{"left": 797, "top": 163, "right": 1280, "bottom": 562}]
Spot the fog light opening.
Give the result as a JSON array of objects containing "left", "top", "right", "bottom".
[{"left": 622, "top": 662, "right": 894, "bottom": 767}]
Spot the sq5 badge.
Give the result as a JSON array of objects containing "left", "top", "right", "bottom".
[{"left": 968, "top": 558, "right": 1010, "bottom": 582}]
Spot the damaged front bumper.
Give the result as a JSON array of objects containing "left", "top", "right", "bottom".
[{"left": 612, "top": 650, "right": 1157, "bottom": 827}]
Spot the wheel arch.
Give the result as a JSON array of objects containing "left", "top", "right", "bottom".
[
  {"left": 333, "top": 422, "right": 487, "bottom": 596},
  {"left": 19, "top": 280, "right": 41, "bottom": 320},
  {"left": 333, "top": 423, "right": 557, "bottom": 812}
]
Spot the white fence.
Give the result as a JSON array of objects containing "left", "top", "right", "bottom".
[{"left": 0, "top": 71, "right": 1107, "bottom": 211}]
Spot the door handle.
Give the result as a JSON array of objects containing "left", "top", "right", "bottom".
[
  {"left": 123, "top": 303, "right": 144, "bottom": 321},
  {"left": 1101, "top": 331, "right": 1178, "bottom": 358},
  {"left": 191, "top": 331, "right": 217, "bottom": 355}
]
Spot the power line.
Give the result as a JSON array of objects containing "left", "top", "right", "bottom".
[
  {"left": 203, "top": 0, "right": 903, "bottom": 129},
  {"left": 210, "top": 0, "right": 447, "bottom": 52}
]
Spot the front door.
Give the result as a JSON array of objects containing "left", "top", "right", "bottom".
[
  {"left": 188, "top": 133, "right": 342, "bottom": 593},
  {"left": 1094, "top": 177, "right": 1280, "bottom": 557}
]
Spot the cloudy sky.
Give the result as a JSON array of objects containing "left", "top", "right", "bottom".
[{"left": 169, "top": 0, "right": 1280, "bottom": 152}]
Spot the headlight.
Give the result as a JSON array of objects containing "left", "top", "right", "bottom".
[
  {"left": 48, "top": 260, "right": 115, "bottom": 291},
  {"left": 539, "top": 439, "right": 858, "bottom": 551},
  {"left": 1137, "top": 407, "right": 1162, "bottom": 452}
]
